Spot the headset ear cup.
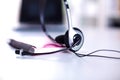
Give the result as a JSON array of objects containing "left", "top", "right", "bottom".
[
  {"left": 64, "top": 28, "right": 84, "bottom": 52},
  {"left": 55, "top": 35, "right": 65, "bottom": 44}
]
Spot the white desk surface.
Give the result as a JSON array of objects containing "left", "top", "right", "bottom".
[{"left": 0, "top": 25, "right": 120, "bottom": 80}]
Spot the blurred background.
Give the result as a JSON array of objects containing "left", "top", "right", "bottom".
[
  {"left": 1, "top": 1, "right": 120, "bottom": 80},
  {"left": 0, "top": 0, "right": 120, "bottom": 30}
]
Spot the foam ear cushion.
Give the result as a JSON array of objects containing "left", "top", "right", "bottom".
[{"left": 55, "top": 35, "right": 65, "bottom": 44}]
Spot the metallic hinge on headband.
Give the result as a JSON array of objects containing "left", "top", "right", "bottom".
[
  {"left": 64, "top": 1, "right": 69, "bottom": 9},
  {"left": 64, "top": 0, "right": 67, "bottom": 2},
  {"left": 66, "top": 4, "right": 69, "bottom": 9}
]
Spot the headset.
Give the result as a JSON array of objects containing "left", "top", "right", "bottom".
[
  {"left": 9, "top": 0, "right": 120, "bottom": 59},
  {"left": 9, "top": 0, "right": 84, "bottom": 56}
]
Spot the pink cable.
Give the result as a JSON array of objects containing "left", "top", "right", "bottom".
[{"left": 43, "top": 43, "right": 65, "bottom": 48}]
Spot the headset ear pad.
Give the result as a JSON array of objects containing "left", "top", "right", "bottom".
[
  {"left": 64, "top": 28, "right": 84, "bottom": 52},
  {"left": 55, "top": 35, "right": 65, "bottom": 44}
]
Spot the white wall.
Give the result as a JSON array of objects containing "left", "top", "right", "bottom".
[
  {"left": 69, "top": 0, "right": 115, "bottom": 29},
  {"left": 0, "top": 0, "right": 21, "bottom": 28}
]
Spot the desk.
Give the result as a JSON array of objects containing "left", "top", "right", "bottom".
[{"left": 0, "top": 25, "right": 120, "bottom": 80}]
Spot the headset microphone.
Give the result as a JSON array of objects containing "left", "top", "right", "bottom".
[{"left": 9, "top": 39, "right": 71, "bottom": 56}]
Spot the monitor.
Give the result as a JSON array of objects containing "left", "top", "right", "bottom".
[{"left": 19, "top": 0, "right": 63, "bottom": 24}]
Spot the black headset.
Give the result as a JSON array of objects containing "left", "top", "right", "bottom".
[
  {"left": 8, "top": 0, "right": 120, "bottom": 60},
  {"left": 9, "top": 0, "right": 84, "bottom": 56}
]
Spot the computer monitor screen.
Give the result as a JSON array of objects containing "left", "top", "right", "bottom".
[{"left": 19, "top": 0, "right": 63, "bottom": 24}]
